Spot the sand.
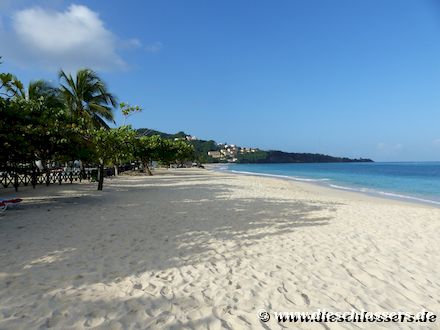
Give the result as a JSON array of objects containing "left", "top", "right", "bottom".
[{"left": 0, "top": 169, "right": 439, "bottom": 329}]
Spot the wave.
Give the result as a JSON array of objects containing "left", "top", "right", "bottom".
[
  {"left": 228, "top": 169, "right": 330, "bottom": 182},
  {"left": 329, "top": 184, "right": 440, "bottom": 206},
  {"left": 220, "top": 166, "right": 440, "bottom": 207}
]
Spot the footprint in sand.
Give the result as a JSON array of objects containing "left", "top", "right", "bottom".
[
  {"left": 213, "top": 305, "right": 232, "bottom": 319},
  {"left": 160, "top": 286, "right": 174, "bottom": 300},
  {"left": 45, "top": 311, "right": 63, "bottom": 328},
  {"left": 133, "top": 283, "right": 142, "bottom": 290},
  {"left": 84, "top": 311, "right": 104, "bottom": 327},
  {"left": 147, "top": 311, "right": 175, "bottom": 328},
  {"left": 277, "top": 286, "right": 286, "bottom": 294},
  {"left": 159, "top": 272, "right": 175, "bottom": 282},
  {"left": 142, "top": 283, "right": 157, "bottom": 295},
  {"left": 301, "top": 293, "right": 310, "bottom": 305}
]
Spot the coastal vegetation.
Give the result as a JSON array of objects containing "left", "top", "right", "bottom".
[
  {"left": 137, "top": 128, "right": 219, "bottom": 164},
  {"left": 136, "top": 127, "right": 373, "bottom": 164},
  {"left": 236, "top": 150, "right": 372, "bottom": 163},
  {"left": 0, "top": 62, "right": 195, "bottom": 190}
]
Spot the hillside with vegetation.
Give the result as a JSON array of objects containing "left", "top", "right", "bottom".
[
  {"left": 136, "top": 128, "right": 373, "bottom": 163},
  {"left": 137, "top": 129, "right": 219, "bottom": 163},
  {"left": 237, "top": 150, "right": 372, "bottom": 163}
]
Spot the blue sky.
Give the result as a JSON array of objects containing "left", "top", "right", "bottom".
[{"left": 1, "top": 0, "right": 440, "bottom": 161}]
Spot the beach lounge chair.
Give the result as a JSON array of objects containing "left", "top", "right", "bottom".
[{"left": 0, "top": 198, "right": 22, "bottom": 212}]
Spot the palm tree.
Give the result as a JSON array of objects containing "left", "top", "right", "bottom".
[
  {"left": 27, "top": 80, "right": 61, "bottom": 104},
  {"left": 0, "top": 73, "right": 23, "bottom": 99},
  {"left": 59, "top": 69, "right": 117, "bottom": 128},
  {"left": 0, "top": 74, "right": 62, "bottom": 107}
]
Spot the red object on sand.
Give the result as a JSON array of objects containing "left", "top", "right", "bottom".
[
  {"left": 3, "top": 198, "right": 22, "bottom": 203},
  {"left": 0, "top": 198, "right": 22, "bottom": 211}
]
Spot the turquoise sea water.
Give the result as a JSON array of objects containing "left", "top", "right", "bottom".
[{"left": 220, "top": 162, "right": 440, "bottom": 206}]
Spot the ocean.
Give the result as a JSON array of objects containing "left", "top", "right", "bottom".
[{"left": 219, "top": 162, "right": 440, "bottom": 206}]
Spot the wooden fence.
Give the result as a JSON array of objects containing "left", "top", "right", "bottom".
[
  {"left": 1, "top": 163, "right": 136, "bottom": 191},
  {"left": 1, "top": 167, "right": 96, "bottom": 191}
]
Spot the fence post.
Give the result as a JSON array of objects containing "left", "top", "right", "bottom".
[
  {"left": 32, "top": 167, "right": 37, "bottom": 188},
  {"left": 14, "top": 170, "right": 19, "bottom": 192},
  {"left": 1, "top": 172, "right": 6, "bottom": 188}
]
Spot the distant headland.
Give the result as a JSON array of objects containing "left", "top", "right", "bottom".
[{"left": 136, "top": 128, "right": 373, "bottom": 164}]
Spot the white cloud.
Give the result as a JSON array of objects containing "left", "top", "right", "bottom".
[
  {"left": 0, "top": 4, "right": 137, "bottom": 71},
  {"left": 118, "top": 38, "right": 142, "bottom": 50},
  {"left": 125, "top": 38, "right": 142, "bottom": 49},
  {"left": 145, "top": 41, "right": 163, "bottom": 53}
]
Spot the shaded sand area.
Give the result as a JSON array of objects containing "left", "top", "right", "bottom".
[{"left": 0, "top": 169, "right": 439, "bottom": 329}]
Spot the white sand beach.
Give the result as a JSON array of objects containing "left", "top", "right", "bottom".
[{"left": 0, "top": 169, "right": 439, "bottom": 329}]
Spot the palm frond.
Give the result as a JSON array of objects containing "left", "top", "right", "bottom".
[{"left": 58, "top": 68, "right": 116, "bottom": 127}]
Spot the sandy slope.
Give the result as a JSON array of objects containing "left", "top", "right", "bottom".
[{"left": 0, "top": 169, "right": 439, "bottom": 329}]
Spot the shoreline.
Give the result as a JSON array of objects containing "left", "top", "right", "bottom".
[{"left": 205, "top": 163, "right": 440, "bottom": 209}]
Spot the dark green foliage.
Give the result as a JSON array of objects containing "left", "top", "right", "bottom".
[
  {"left": 236, "top": 151, "right": 268, "bottom": 163},
  {"left": 132, "top": 135, "right": 194, "bottom": 174},
  {"left": 133, "top": 135, "right": 163, "bottom": 175},
  {"left": 136, "top": 128, "right": 218, "bottom": 163},
  {"left": 154, "top": 138, "right": 194, "bottom": 166},
  {"left": 0, "top": 98, "right": 34, "bottom": 165},
  {"left": 173, "top": 131, "right": 187, "bottom": 139},
  {"left": 91, "top": 126, "right": 136, "bottom": 166},
  {"left": 0, "top": 72, "right": 24, "bottom": 99},
  {"left": 239, "top": 150, "right": 373, "bottom": 163},
  {"left": 1, "top": 68, "right": 115, "bottom": 190},
  {"left": 189, "top": 140, "right": 218, "bottom": 163},
  {"left": 136, "top": 128, "right": 174, "bottom": 138},
  {"left": 90, "top": 126, "right": 137, "bottom": 189},
  {"left": 173, "top": 140, "right": 195, "bottom": 164},
  {"left": 0, "top": 96, "right": 91, "bottom": 169}
]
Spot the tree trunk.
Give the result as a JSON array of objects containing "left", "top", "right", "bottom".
[
  {"left": 143, "top": 162, "right": 153, "bottom": 176},
  {"left": 97, "top": 164, "right": 104, "bottom": 190},
  {"left": 79, "top": 159, "right": 85, "bottom": 181},
  {"left": 31, "top": 166, "right": 37, "bottom": 188},
  {"left": 114, "top": 165, "right": 119, "bottom": 176},
  {"left": 14, "top": 164, "right": 19, "bottom": 192}
]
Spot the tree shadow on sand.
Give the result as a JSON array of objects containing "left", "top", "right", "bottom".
[{"left": 0, "top": 172, "right": 340, "bottom": 328}]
